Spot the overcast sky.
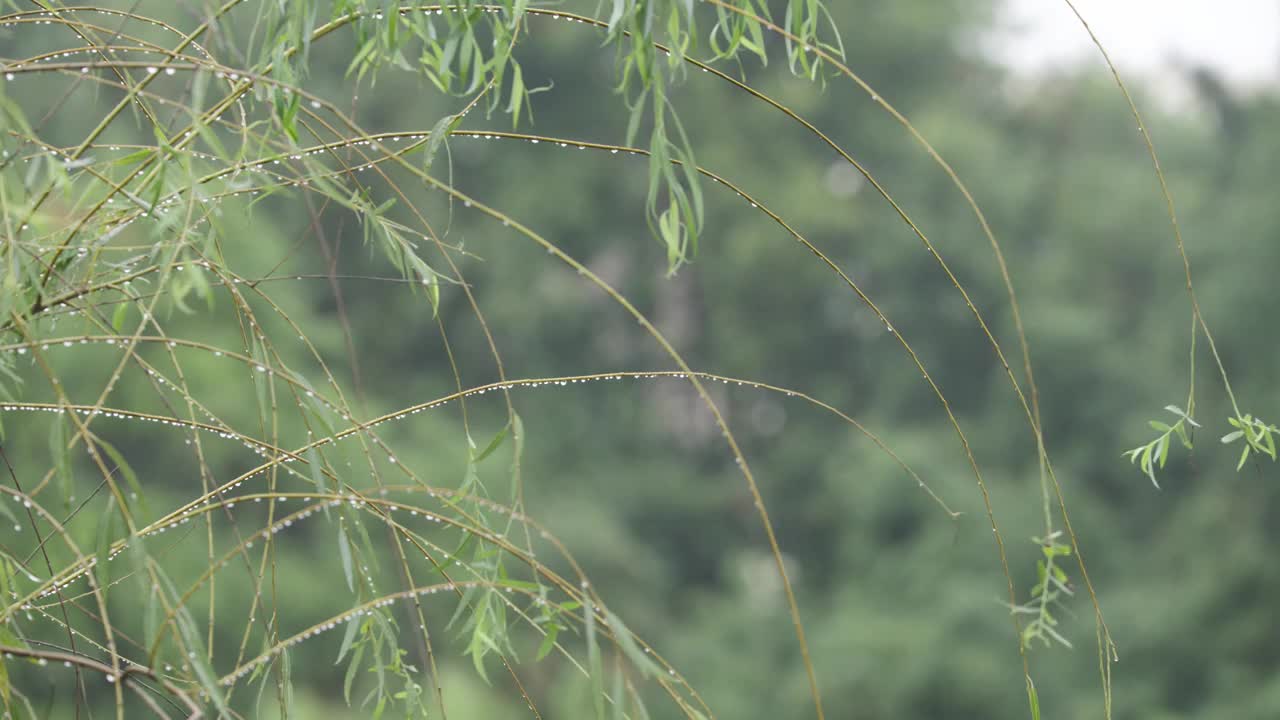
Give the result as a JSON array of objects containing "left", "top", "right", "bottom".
[{"left": 991, "top": 0, "right": 1280, "bottom": 90}]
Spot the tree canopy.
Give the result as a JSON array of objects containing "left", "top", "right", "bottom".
[{"left": 0, "top": 1, "right": 1276, "bottom": 718}]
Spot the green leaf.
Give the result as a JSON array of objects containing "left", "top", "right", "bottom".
[
  {"left": 96, "top": 437, "right": 152, "bottom": 522},
  {"left": 0, "top": 645, "right": 10, "bottom": 711},
  {"left": 344, "top": 642, "right": 365, "bottom": 704},
  {"left": 421, "top": 112, "right": 461, "bottom": 171},
  {"left": 111, "top": 302, "right": 129, "bottom": 333},
  {"left": 167, "top": 576, "right": 229, "bottom": 714},
  {"left": 629, "top": 684, "right": 653, "bottom": 720},
  {"left": 338, "top": 524, "right": 355, "bottom": 592},
  {"left": 47, "top": 418, "right": 71, "bottom": 506},
  {"left": 93, "top": 497, "right": 119, "bottom": 596},
  {"left": 603, "top": 607, "right": 663, "bottom": 678},
  {"left": 111, "top": 149, "right": 153, "bottom": 167},
  {"left": 586, "top": 601, "right": 605, "bottom": 720},
  {"left": 471, "top": 424, "right": 509, "bottom": 464},
  {"left": 534, "top": 621, "right": 561, "bottom": 662},
  {"left": 0, "top": 626, "right": 29, "bottom": 653},
  {"left": 1173, "top": 421, "right": 1193, "bottom": 448},
  {"left": 304, "top": 446, "right": 328, "bottom": 494},
  {"left": 1165, "top": 404, "right": 1200, "bottom": 426},
  {"left": 505, "top": 61, "right": 525, "bottom": 124},
  {"left": 1027, "top": 676, "right": 1041, "bottom": 720},
  {"left": 336, "top": 615, "right": 364, "bottom": 665},
  {"left": 611, "top": 653, "right": 627, "bottom": 720}
]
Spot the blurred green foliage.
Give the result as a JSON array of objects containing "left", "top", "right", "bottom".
[{"left": 1, "top": 0, "right": 1278, "bottom": 718}]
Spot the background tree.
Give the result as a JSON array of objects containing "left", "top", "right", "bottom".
[{"left": 0, "top": 1, "right": 1276, "bottom": 718}]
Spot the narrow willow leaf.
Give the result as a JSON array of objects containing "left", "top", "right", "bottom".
[
  {"left": 0, "top": 623, "right": 26, "bottom": 711},
  {"left": 1027, "top": 677, "right": 1041, "bottom": 720},
  {"left": 111, "top": 302, "right": 129, "bottom": 332},
  {"left": 506, "top": 61, "right": 525, "bottom": 124},
  {"left": 283, "top": 646, "right": 297, "bottom": 711},
  {"left": 422, "top": 112, "right": 461, "bottom": 171},
  {"left": 336, "top": 615, "right": 364, "bottom": 665},
  {"left": 0, "top": 626, "right": 29, "bottom": 652},
  {"left": 534, "top": 621, "right": 561, "bottom": 662},
  {"left": 607, "top": 0, "right": 626, "bottom": 33},
  {"left": 611, "top": 655, "right": 627, "bottom": 720},
  {"left": 603, "top": 608, "right": 663, "bottom": 678},
  {"left": 629, "top": 684, "right": 653, "bottom": 720},
  {"left": 93, "top": 497, "right": 119, "bottom": 596},
  {"left": 338, "top": 524, "right": 356, "bottom": 592},
  {"left": 0, "top": 498, "right": 15, "bottom": 530},
  {"left": 586, "top": 602, "right": 605, "bottom": 720},
  {"left": 47, "top": 418, "right": 71, "bottom": 505},
  {"left": 343, "top": 642, "right": 365, "bottom": 705},
  {"left": 304, "top": 446, "right": 328, "bottom": 494},
  {"left": 97, "top": 437, "right": 152, "bottom": 522},
  {"left": 0, "top": 650, "right": 9, "bottom": 711},
  {"left": 472, "top": 424, "right": 509, "bottom": 464},
  {"left": 168, "top": 577, "right": 230, "bottom": 714}
]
